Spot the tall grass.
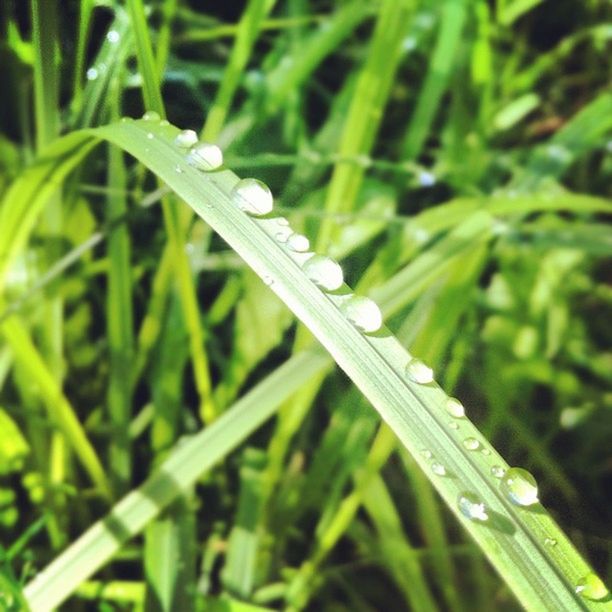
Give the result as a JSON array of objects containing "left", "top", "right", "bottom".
[{"left": 0, "top": 1, "right": 611, "bottom": 611}]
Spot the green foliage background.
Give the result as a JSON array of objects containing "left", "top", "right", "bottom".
[{"left": 0, "top": 0, "right": 611, "bottom": 610}]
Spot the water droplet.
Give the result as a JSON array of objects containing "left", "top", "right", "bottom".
[
  {"left": 106, "top": 30, "right": 120, "bottom": 43},
  {"left": 405, "top": 358, "right": 434, "bottom": 384},
  {"left": 287, "top": 233, "right": 310, "bottom": 252},
  {"left": 120, "top": 117, "right": 129, "bottom": 123},
  {"left": 491, "top": 466, "right": 506, "bottom": 479},
  {"left": 187, "top": 142, "right": 224, "bottom": 171},
  {"left": 449, "top": 422, "right": 459, "bottom": 430},
  {"left": 418, "top": 170, "right": 436, "bottom": 187},
  {"left": 431, "top": 462, "right": 447, "bottom": 476},
  {"left": 142, "top": 111, "right": 161, "bottom": 121},
  {"left": 274, "top": 231, "right": 290, "bottom": 243},
  {"left": 175, "top": 129, "right": 199, "bottom": 148},
  {"left": 421, "top": 450, "right": 433, "bottom": 459},
  {"left": 463, "top": 438, "right": 480, "bottom": 451},
  {"left": 276, "top": 217, "right": 290, "bottom": 226},
  {"left": 175, "top": 164, "right": 184, "bottom": 173},
  {"left": 262, "top": 274, "right": 274, "bottom": 287},
  {"left": 458, "top": 493, "right": 488, "bottom": 522},
  {"left": 160, "top": 119, "right": 170, "bottom": 127},
  {"left": 147, "top": 132, "right": 154, "bottom": 139},
  {"left": 482, "top": 448, "right": 491, "bottom": 456},
  {"left": 340, "top": 295, "right": 383, "bottom": 334},
  {"left": 302, "top": 255, "right": 343, "bottom": 291},
  {"left": 544, "top": 537, "right": 557, "bottom": 547},
  {"left": 575, "top": 573, "right": 609, "bottom": 601},
  {"left": 86, "top": 67, "right": 99, "bottom": 81},
  {"left": 501, "top": 467, "right": 539, "bottom": 506},
  {"left": 231, "top": 178, "right": 274, "bottom": 216},
  {"left": 445, "top": 397, "right": 465, "bottom": 418}
]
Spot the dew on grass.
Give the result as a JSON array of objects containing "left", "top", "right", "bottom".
[
  {"left": 463, "top": 438, "right": 480, "bottom": 451},
  {"left": 482, "top": 448, "right": 491, "bottom": 456},
  {"left": 491, "top": 466, "right": 506, "bottom": 479},
  {"left": 418, "top": 170, "right": 436, "bottom": 187},
  {"left": 231, "top": 179, "right": 274, "bottom": 216},
  {"left": 302, "top": 255, "right": 343, "bottom": 291},
  {"left": 147, "top": 132, "right": 154, "bottom": 140},
  {"left": 449, "top": 422, "right": 459, "bottom": 430},
  {"left": 575, "top": 573, "right": 609, "bottom": 601},
  {"left": 175, "top": 164, "right": 184, "bottom": 174},
  {"left": 274, "top": 230, "right": 291, "bottom": 243},
  {"left": 544, "top": 537, "right": 557, "bottom": 547},
  {"left": 501, "top": 467, "right": 539, "bottom": 506},
  {"left": 86, "top": 67, "right": 99, "bottom": 81},
  {"left": 106, "top": 30, "right": 120, "bottom": 43},
  {"left": 445, "top": 397, "right": 465, "bottom": 418},
  {"left": 142, "top": 110, "right": 161, "bottom": 122},
  {"left": 287, "top": 233, "right": 310, "bottom": 252},
  {"left": 405, "top": 358, "right": 434, "bottom": 384},
  {"left": 276, "top": 217, "right": 289, "bottom": 226},
  {"left": 160, "top": 119, "right": 169, "bottom": 127},
  {"left": 175, "top": 129, "right": 198, "bottom": 148},
  {"left": 458, "top": 493, "right": 488, "bottom": 522},
  {"left": 188, "top": 142, "right": 223, "bottom": 171},
  {"left": 431, "top": 462, "right": 447, "bottom": 476},
  {"left": 340, "top": 295, "right": 382, "bottom": 333},
  {"left": 421, "top": 450, "right": 433, "bottom": 459}
]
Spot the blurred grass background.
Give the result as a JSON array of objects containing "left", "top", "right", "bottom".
[{"left": 0, "top": 0, "right": 611, "bottom": 610}]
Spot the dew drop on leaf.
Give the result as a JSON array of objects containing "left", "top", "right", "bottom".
[
  {"left": 340, "top": 295, "right": 382, "bottom": 333},
  {"left": 491, "top": 466, "right": 506, "bottom": 479},
  {"left": 302, "top": 255, "right": 343, "bottom": 291},
  {"left": 175, "top": 129, "right": 199, "bottom": 148},
  {"left": 405, "top": 358, "right": 434, "bottom": 384},
  {"left": 431, "top": 462, "right": 447, "bottom": 476},
  {"left": 463, "top": 437, "right": 480, "bottom": 451},
  {"left": 575, "top": 573, "right": 609, "bottom": 601},
  {"left": 544, "top": 537, "right": 557, "bottom": 547},
  {"left": 188, "top": 143, "right": 223, "bottom": 171},
  {"left": 287, "top": 233, "right": 310, "bottom": 252},
  {"left": 445, "top": 397, "right": 465, "bottom": 418},
  {"left": 142, "top": 110, "right": 161, "bottom": 121},
  {"left": 458, "top": 493, "right": 488, "bottom": 522},
  {"left": 231, "top": 178, "right": 274, "bottom": 216},
  {"left": 500, "top": 467, "right": 539, "bottom": 506}
]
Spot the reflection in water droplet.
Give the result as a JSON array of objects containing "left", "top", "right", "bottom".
[
  {"left": 491, "top": 466, "right": 506, "bottom": 479},
  {"left": 302, "top": 255, "right": 343, "bottom": 291},
  {"left": 231, "top": 178, "right": 274, "bottom": 216},
  {"left": 445, "top": 397, "right": 465, "bottom": 418},
  {"left": 175, "top": 129, "right": 199, "bottom": 148},
  {"left": 501, "top": 467, "right": 539, "bottom": 506},
  {"left": 287, "top": 233, "right": 310, "bottom": 252},
  {"left": 575, "top": 573, "right": 609, "bottom": 601},
  {"left": 463, "top": 438, "right": 480, "bottom": 451},
  {"left": 405, "top": 358, "right": 434, "bottom": 384},
  {"left": 458, "top": 493, "right": 488, "bottom": 522},
  {"left": 142, "top": 111, "right": 161, "bottom": 121},
  {"left": 340, "top": 295, "right": 383, "bottom": 333},
  {"left": 431, "top": 462, "right": 446, "bottom": 476},
  {"left": 188, "top": 142, "right": 224, "bottom": 171}
]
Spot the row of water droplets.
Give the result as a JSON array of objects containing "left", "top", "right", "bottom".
[{"left": 138, "top": 112, "right": 607, "bottom": 601}]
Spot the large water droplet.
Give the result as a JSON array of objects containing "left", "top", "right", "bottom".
[
  {"left": 302, "top": 255, "right": 343, "bottom": 291},
  {"left": 142, "top": 111, "right": 161, "bottom": 122},
  {"left": 431, "top": 462, "right": 447, "bottom": 476},
  {"left": 463, "top": 438, "right": 480, "bottom": 451},
  {"left": 405, "top": 358, "right": 434, "bottom": 384},
  {"left": 287, "top": 233, "right": 310, "bottom": 252},
  {"left": 491, "top": 466, "right": 506, "bottom": 479},
  {"left": 458, "top": 493, "right": 488, "bottom": 522},
  {"left": 175, "top": 129, "right": 199, "bottom": 148},
  {"left": 231, "top": 179, "right": 274, "bottom": 216},
  {"left": 188, "top": 142, "right": 223, "bottom": 171},
  {"left": 341, "top": 296, "right": 382, "bottom": 333},
  {"left": 575, "top": 573, "right": 609, "bottom": 601},
  {"left": 445, "top": 397, "right": 465, "bottom": 418},
  {"left": 500, "top": 467, "right": 539, "bottom": 506}
]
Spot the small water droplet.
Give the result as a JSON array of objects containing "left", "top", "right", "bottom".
[
  {"left": 287, "top": 233, "right": 310, "bottom": 252},
  {"left": 458, "top": 493, "right": 488, "bottom": 522},
  {"left": 175, "top": 129, "right": 199, "bottom": 148},
  {"left": 501, "top": 467, "right": 539, "bottom": 506},
  {"left": 142, "top": 110, "right": 161, "bottom": 121},
  {"left": 405, "top": 358, "right": 434, "bottom": 384},
  {"left": 482, "top": 448, "right": 491, "bottom": 456},
  {"left": 418, "top": 170, "right": 436, "bottom": 187},
  {"left": 445, "top": 397, "right": 465, "bottom": 418},
  {"left": 276, "top": 217, "right": 290, "bottom": 226},
  {"left": 86, "top": 67, "right": 99, "bottom": 81},
  {"left": 340, "top": 295, "right": 383, "bottom": 334},
  {"left": 188, "top": 142, "right": 223, "bottom": 171},
  {"left": 431, "top": 462, "right": 447, "bottom": 476},
  {"left": 575, "top": 573, "right": 609, "bottom": 601},
  {"left": 274, "top": 231, "right": 290, "bottom": 243},
  {"left": 463, "top": 438, "right": 480, "bottom": 451},
  {"left": 175, "top": 164, "right": 184, "bottom": 173},
  {"left": 106, "top": 29, "right": 120, "bottom": 43},
  {"left": 120, "top": 117, "right": 129, "bottom": 123},
  {"left": 262, "top": 274, "right": 274, "bottom": 287},
  {"left": 231, "top": 178, "right": 274, "bottom": 216},
  {"left": 421, "top": 450, "right": 433, "bottom": 459},
  {"left": 544, "top": 537, "right": 557, "bottom": 547},
  {"left": 147, "top": 132, "right": 154, "bottom": 139},
  {"left": 159, "top": 119, "right": 170, "bottom": 127},
  {"left": 302, "top": 255, "right": 343, "bottom": 291},
  {"left": 449, "top": 422, "right": 459, "bottom": 430},
  {"left": 491, "top": 466, "right": 506, "bottom": 479}
]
